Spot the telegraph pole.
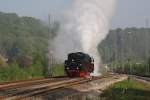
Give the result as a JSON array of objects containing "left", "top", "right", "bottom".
[{"left": 48, "top": 14, "right": 53, "bottom": 77}]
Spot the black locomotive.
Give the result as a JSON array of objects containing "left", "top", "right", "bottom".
[{"left": 64, "top": 52, "right": 94, "bottom": 77}]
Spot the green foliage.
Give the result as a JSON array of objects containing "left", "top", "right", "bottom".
[
  {"left": 99, "top": 28, "right": 150, "bottom": 63},
  {"left": 0, "top": 11, "right": 50, "bottom": 58},
  {"left": 101, "top": 79, "right": 150, "bottom": 100},
  {"left": 0, "top": 12, "right": 60, "bottom": 82},
  {"left": 113, "top": 79, "right": 150, "bottom": 90},
  {"left": 0, "top": 62, "right": 44, "bottom": 82}
]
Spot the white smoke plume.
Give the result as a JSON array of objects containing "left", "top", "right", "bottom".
[{"left": 51, "top": 0, "right": 116, "bottom": 75}]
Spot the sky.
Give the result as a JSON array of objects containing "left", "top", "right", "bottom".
[{"left": 0, "top": 0, "right": 150, "bottom": 28}]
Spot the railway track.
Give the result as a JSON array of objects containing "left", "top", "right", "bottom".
[
  {"left": 132, "top": 75, "right": 150, "bottom": 82},
  {"left": 0, "top": 77, "right": 68, "bottom": 99},
  {"left": 0, "top": 74, "right": 113, "bottom": 100},
  {"left": 0, "top": 77, "right": 90, "bottom": 100},
  {"left": 0, "top": 76, "right": 69, "bottom": 89}
]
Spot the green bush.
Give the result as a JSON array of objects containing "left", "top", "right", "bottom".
[
  {"left": 0, "top": 62, "right": 45, "bottom": 82},
  {"left": 101, "top": 79, "right": 150, "bottom": 100}
]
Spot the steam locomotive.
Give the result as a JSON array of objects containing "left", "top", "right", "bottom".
[{"left": 64, "top": 52, "right": 94, "bottom": 77}]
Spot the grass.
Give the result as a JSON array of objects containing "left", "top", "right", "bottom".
[
  {"left": 101, "top": 79, "right": 150, "bottom": 100},
  {"left": 0, "top": 64, "right": 65, "bottom": 83},
  {"left": 51, "top": 64, "right": 65, "bottom": 76},
  {"left": 0, "top": 63, "right": 45, "bottom": 82},
  {"left": 0, "top": 63, "right": 66, "bottom": 82}
]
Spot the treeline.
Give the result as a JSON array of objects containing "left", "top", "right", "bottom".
[
  {"left": 0, "top": 12, "right": 60, "bottom": 81},
  {"left": 98, "top": 28, "right": 150, "bottom": 77},
  {"left": 99, "top": 28, "right": 150, "bottom": 63}
]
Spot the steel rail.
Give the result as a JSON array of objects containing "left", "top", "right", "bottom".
[{"left": 1, "top": 78, "right": 87, "bottom": 100}]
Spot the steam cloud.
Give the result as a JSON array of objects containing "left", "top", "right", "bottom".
[{"left": 51, "top": 0, "right": 116, "bottom": 75}]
